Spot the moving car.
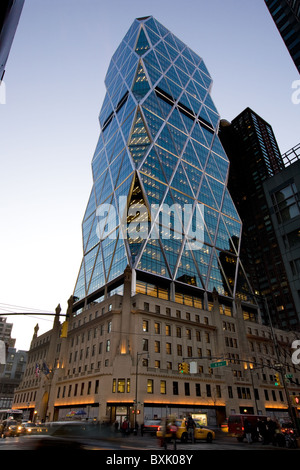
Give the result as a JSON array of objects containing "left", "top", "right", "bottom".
[
  {"left": 17, "top": 422, "right": 38, "bottom": 435},
  {"left": 2, "top": 419, "right": 19, "bottom": 437},
  {"left": 228, "top": 414, "right": 267, "bottom": 442},
  {"left": 142, "top": 419, "right": 161, "bottom": 435},
  {"left": 157, "top": 418, "right": 215, "bottom": 443}
]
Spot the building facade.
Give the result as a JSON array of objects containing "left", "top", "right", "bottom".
[
  {"left": 12, "top": 278, "right": 300, "bottom": 426},
  {"left": 264, "top": 0, "right": 300, "bottom": 73},
  {"left": 263, "top": 151, "right": 300, "bottom": 320},
  {"left": 12, "top": 17, "right": 300, "bottom": 427},
  {"left": 0, "top": 317, "right": 27, "bottom": 409},
  {"left": 219, "top": 109, "right": 299, "bottom": 330}
]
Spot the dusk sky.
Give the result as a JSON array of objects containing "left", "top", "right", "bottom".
[{"left": 1, "top": 0, "right": 299, "bottom": 350}]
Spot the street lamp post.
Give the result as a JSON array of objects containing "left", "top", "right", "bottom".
[{"left": 134, "top": 351, "right": 149, "bottom": 430}]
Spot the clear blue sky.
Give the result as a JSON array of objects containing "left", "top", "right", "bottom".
[{"left": 0, "top": 0, "right": 299, "bottom": 350}]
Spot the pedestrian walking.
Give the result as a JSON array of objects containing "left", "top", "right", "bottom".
[
  {"left": 185, "top": 415, "right": 196, "bottom": 443},
  {"left": 244, "top": 418, "right": 252, "bottom": 443}
]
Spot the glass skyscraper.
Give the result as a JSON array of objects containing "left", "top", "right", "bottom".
[
  {"left": 73, "top": 16, "right": 251, "bottom": 311},
  {"left": 264, "top": 0, "right": 300, "bottom": 73}
]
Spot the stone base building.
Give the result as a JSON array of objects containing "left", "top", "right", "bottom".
[{"left": 12, "top": 268, "right": 300, "bottom": 428}]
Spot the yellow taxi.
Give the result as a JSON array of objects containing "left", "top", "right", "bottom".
[{"left": 157, "top": 418, "right": 215, "bottom": 443}]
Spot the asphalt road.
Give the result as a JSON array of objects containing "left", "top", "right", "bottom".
[{"left": 0, "top": 430, "right": 296, "bottom": 451}]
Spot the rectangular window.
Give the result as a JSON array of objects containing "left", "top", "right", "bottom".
[
  {"left": 147, "top": 379, "right": 154, "bottom": 394},
  {"left": 160, "top": 380, "right": 166, "bottom": 394},
  {"left": 117, "top": 379, "right": 125, "bottom": 393},
  {"left": 173, "top": 381, "right": 179, "bottom": 395}
]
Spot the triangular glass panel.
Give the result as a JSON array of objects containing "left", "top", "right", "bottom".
[
  {"left": 82, "top": 213, "right": 96, "bottom": 254},
  {"left": 235, "top": 260, "right": 255, "bottom": 301},
  {"left": 142, "top": 90, "right": 165, "bottom": 120},
  {"left": 107, "top": 234, "right": 128, "bottom": 282},
  {"left": 140, "top": 173, "right": 168, "bottom": 207},
  {"left": 181, "top": 161, "right": 203, "bottom": 197},
  {"left": 137, "top": 238, "right": 170, "bottom": 277},
  {"left": 84, "top": 244, "right": 100, "bottom": 292},
  {"left": 87, "top": 246, "right": 105, "bottom": 295},
  {"left": 167, "top": 123, "right": 187, "bottom": 156},
  {"left": 157, "top": 147, "right": 179, "bottom": 184},
  {"left": 221, "top": 215, "right": 241, "bottom": 253},
  {"left": 182, "top": 140, "right": 201, "bottom": 169},
  {"left": 135, "top": 27, "right": 150, "bottom": 56},
  {"left": 120, "top": 109, "right": 136, "bottom": 143},
  {"left": 221, "top": 188, "right": 240, "bottom": 221},
  {"left": 143, "top": 50, "right": 161, "bottom": 73},
  {"left": 161, "top": 235, "right": 182, "bottom": 278},
  {"left": 154, "top": 49, "right": 171, "bottom": 73},
  {"left": 101, "top": 229, "right": 118, "bottom": 280},
  {"left": 73, "top": 260, "right": 86, "bottom": 301},
  {"left": 215, "top": 215, "right": 234, "bottom": 252},
  {"left": 83, "top": 188, "right": 96, "bottom": 222},
  {"left": 205, "top": 152, "right": 224, "bottom": 181},
  {"left": 202, "top": 206, "right": 219, "bottom": 244},
  {"left": 206, "top": 175, "right": 224, "bottom": 209},
  {"left": 140, "top": 148, "right": 167, "bottom": 184},
  {"left": 197, "top": 175, "right": 218, "bottom": 210},
  {"left": 98, "top": 170, "right": 113, "bottom": 205},
  {"left": 190, "top": 242, "right": 212, "bottom": 287},
  {"left": 191, "top": 121, "right": 208, "bottom": 147},
  {"left": 170, "top": 161, "right": 194, "bottom": 198},
  {"left": 216, "top": 249, "right": 235, "bottom": 296},
  {"left": 132, "top": 61, "right": 150, "bottom": 100},
  {"left": 128, "top": 110, "right": 151, "bottom": 166},
  {"left": 85, "top": 217, "right": 99, "bottom": 253},
  {"left": 127, "top": 174, "right": 150, "bottom": 262},
  {"left": 207, "top": 250, "right": 230, "bottom": 296},
  {"left": 212, "top": 152, "right": 229, "bottom": 183},
  {"left": 156, "top": 124, "right": 178, "bottom": 155},
  {"left": 142, "top": 107, "right": 164, "bottom": 139},
  {"left": 167, "top": 107, "right": 187, "bottom": 133},
  {"left": 176, "top": 239, "right": 201, "bottom": 287},
  {"left": 144, "top": 17, "right": 161, "bottom": 38}
]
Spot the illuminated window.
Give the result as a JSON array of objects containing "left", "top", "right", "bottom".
[{"left": 147, "top": 379, "right": 154, "bottom": 393}]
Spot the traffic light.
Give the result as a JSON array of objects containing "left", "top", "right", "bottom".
[
  {"left": 60, "top": 320, "right": 69, "bottom": 338},
  {"left": 291, "top": 395, "right": 300, "bottom": 406},
  {"left": 274, "top": 373, "right": 281, "bottom": 386},
  {"left": 178, "top": 362, "right": 189, "bottom": 374}
]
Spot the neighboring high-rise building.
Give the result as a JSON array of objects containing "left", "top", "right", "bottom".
[
  {"left": 0, "top": 316, "right": 27, "bottom": 409},
  {"left": 0, "top": 347, "right": 27, "bottom": 409},
  {"left": 73, "top": 15, "right": 252, "bottom": 315},
  {"left": 0, "top": 0, "right": 25, "bottom": 81},
  {"left": 264, "top": 0, "right": 300, "bottom": 73},
  {"left": 263, "top": 146, "right": 300, "bottom": 320},
  {"left": 12, "top": 17, "right": 300, "bottom": 428},
  {"left": 219, "top": 109, "right": 299, "bottom": 330}
]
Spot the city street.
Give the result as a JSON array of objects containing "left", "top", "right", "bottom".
[{"left": 0, "top": 429, "right": 297, "bottom": 451}]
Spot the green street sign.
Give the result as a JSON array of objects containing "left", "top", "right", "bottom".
[{"left": 210, "top": 360, "right": 227, "bottom": 368}]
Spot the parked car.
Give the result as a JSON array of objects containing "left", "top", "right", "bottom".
[{"left": 157, "top": 418, "right": 215, "bottom": 443}]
